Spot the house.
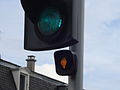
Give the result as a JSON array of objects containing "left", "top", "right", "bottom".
[{"left": 0, "top": 55, "right": 68, "bottom": 90}]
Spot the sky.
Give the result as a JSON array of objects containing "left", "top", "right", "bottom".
[{"left": 0, "top": 0, "right": 120, "bottom": 90}]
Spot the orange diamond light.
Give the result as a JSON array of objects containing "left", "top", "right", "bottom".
[{"left": 60, "top": 57, "right": 67, "bottom": 69}]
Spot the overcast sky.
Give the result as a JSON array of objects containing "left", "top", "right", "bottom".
[{"left": 0, "top": 0, "right": 120, "bottom": 90}]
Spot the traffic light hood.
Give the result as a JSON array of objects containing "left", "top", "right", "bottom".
[{"left": 21, "top": 0, "right": 67, "bottom": 24}]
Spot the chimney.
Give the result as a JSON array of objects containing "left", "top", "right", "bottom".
[{"left": 26, "top": 55, "right": 36, "bottom": 71}]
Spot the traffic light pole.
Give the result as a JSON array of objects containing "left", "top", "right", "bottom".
[{"left": 68, "top": 0, "right": 84, "bottom": 90}]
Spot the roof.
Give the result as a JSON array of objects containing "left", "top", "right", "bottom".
[
  {"left": 0, "top": 65, "right": 17, "bottom": 90},
  {"left": 0, "top": 59, "right": 20, "bottom": 68},
  {"left": 31, "top": 71, "right": 67, "bottom": 86},
  {"left": 29, "top": 76, "right": 57, "bottom": 90},
  {"left": 0, "top": 59, "right": 67, "bottom": 90}
]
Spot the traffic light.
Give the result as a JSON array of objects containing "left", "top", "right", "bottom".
[
  {"left": 54, "top": 50, "right": 77, "bottom": 76},
  {"left": 21, "top": 0, "right": 78, "bottom": 51}
]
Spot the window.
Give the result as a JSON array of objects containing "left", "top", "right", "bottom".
[
  {"left": 19, "top": 73, "right": 28, "bottom": 90},
  {"left": 19, "top": 74, "right": 25, "bottom": 90},
  {"left": 12, "top": 68, "right": 30, "bottom": 90}
]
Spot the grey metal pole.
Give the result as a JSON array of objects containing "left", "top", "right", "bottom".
[{"left": 68, "top": 0, "right": 84, "bottom": 90}]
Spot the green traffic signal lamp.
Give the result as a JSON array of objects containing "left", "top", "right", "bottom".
[
  {"left": 38, "top": 8, "right": 63, "bottom": 36},
  {"left": 21, "top": 0, "right": 78, "bottom": 51}
]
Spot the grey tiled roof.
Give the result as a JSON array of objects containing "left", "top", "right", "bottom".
[
  {"left": 0, "top": 65, "right": 16, "bottom": 90},
  {"left": 29, "top": 76, "right": 57, "bottom": 90},
  {"left": 0, "top": 59, "right": 20, "bottom": 68},
  {"left": 0, "top": 59, "right": 67, "bottom": 90},
  {"left": 31, "top": 71, "right": 67, "bottom": 86}
]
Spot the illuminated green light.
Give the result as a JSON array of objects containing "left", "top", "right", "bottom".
[
  {"left": 58, "top": 19, "right": 62, "bottom": 28},
  {"left": 38, "top": 8, "right": 63, "bottom": 36}
]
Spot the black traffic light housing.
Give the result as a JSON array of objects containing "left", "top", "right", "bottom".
[
  {"left": 21, "top": 0, "right": 78, "bottom": 51},
  {"left": 54, "top": 50, "right": 77, "bottom": 76}
]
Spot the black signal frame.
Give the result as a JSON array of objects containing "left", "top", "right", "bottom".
[
  {"left": 21, "top": 0, "right": 78, "bottom": 51},
  {"left": 54, "top": 50, "right": 77, "bottom": 76}
]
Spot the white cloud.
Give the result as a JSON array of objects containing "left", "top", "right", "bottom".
[
  {"left": 35, "top": 64, "right": 68, "bottom": 83},
  {"left": 84, "top": 0, "right": 120, "bottom": 90}
]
